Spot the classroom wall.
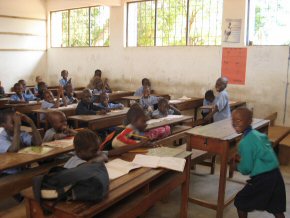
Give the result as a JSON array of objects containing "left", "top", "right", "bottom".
[{"left": 0, "top": 0, "right": 47, "bottom": 91}]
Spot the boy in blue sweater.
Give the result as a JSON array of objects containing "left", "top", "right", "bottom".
[{"left": 231, "top": 108, "right": 286, "bottom": 218}]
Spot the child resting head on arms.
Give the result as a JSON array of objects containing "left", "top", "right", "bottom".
[
  {"left": 152, "top": 98, "right": 181, "bottom": 119},
  {"left": 43, "top": 111, "right": 77, "bottom": 142},
  {"left": 97, "top": 92, "right": 124, "bottom": 112},
  {"left": 10, "top": 83, "right": 28, "bottom": 104},
  {"left": 231, "top": 107, "right": 286, "bottom": 218}
]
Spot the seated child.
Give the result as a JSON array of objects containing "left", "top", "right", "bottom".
[
  {"left": 0, "top": 81, "right": 5, "bottom": 97},
  {"left": 18, "top": 79, "right": 36, "bottom": 101},
  {"left": 91, "top": 77, "right": 104, "bottom": 95},
  {"left": 201, "top": 90, "right": 215, "bottom": 118},
  {"left": 204, "top": 77, "right": 231, "bottom": 122},
  {"left": 97, "top": 92, "right": 124, "bottom": 112},
  {"left": 34, "top": 76, "right": 42, "bottom": 94},
  {"left": 152, "top": 98, "right": 181, "bottom": 119},
  {"left": 64, "top": 84, "right": 78, "bottom": 105},
  {"left": 112, "top": 104, "right": 170, "bottom": 148},
  {"left": 0, "top": 109, "right": 42, "bottom": 174},
  {"left": 140, "top": 86, "right": 160, "bottom": 114},
  {"left": 43, "top": 111, "right": 77, "bottom": 142},
  {"left": 134, "top": 78, "right": 151, "bottom": 96},
  {"left": 76, "top": 89, "right": 105, "bottom": 115},
  {"left": 10, "top": 83, "right": 30, "bottom": 103},
  {"left": 231, "top": 107, "right": 286, "bottom": 218},
  {"left": 37, "top": 81, "right": 48, "bottom": 100},
  {"left": 59, "top": 70, "right": 71, "bottom": 87},
  {"left": 103, "top": 78, "right": 112, "bottom": 93}
]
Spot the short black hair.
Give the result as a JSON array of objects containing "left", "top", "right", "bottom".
[
  {"left": 141, "top": 78, "right": 150, "bottom": 86},
  {"left": 73, "top": 129, "right": 100, "bottom": 154},
  {"left": 61, "top": 70, "right": 68, "bottom": 76},
  {"left": 47, "top": 111, "right": 66, "bottom": 125},
  {"left": 125, "top": 104, "right": 146, "bottom": 125},
  {"left": 13, "top": 82, "right": 21, "bottom": 89},
  {"left": 158, "top": 98, "right": 168, "bottom": 107},
  {"left": 18, "top": 79, "right": 25, "bottom": 84},
  {"left": 0, "top": 108, "right": 15, "bottom": 125},
  {"left": 205, "top": 90, "right": 214, "bottom": 99},
  {"left": 232, "top": 107, "right": 253, "bottom": 121},
  {"left": 95, "top": 69, "right": 102, "bottom": 77}
]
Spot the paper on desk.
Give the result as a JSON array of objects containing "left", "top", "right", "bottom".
[
  {"left": 169, "top": 100, "right": 183, "bottom": 104},
  {"left": 18, "top": 146, "right": 53, "bottom": 155},
  {"left": 43, "top": 138, "right": 74, "bottom": 149},
  {"left": 179, "top": 96, "right": 191, "bottom": 100},
  {"left": 105, "top": 158, "right": 141, "bottom": 180},
  {"left": 147, "top": 147, "right": 184, "bottom": 157},
  {"left": 146, "top": 115, "right": 184, "bottom": 125}
]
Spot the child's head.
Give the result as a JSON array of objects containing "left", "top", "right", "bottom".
[
  {"left": 0, "top": 109, "right": 16, "bottom": 136},
  {"left": 142, "top": 78, "right": 151, "bottom": 87},
  {"left": 94, "top": 69, "right": 102, "bottom": 78},
  {"left": 48, "top": 111, "right": 67, "bottom": 132},
  {"left": 18, "top": 80, "right": 26, "bottom": 90},
  {"left": 35, "top": 76, "right": 42, "bottom": 84},
  {"left": 205, "top": 90, "right": 215, "bottom": 103},
  {"left": 232, "top": 107, "right": 253, "bottom": 134},
  {"left": 64, "top": 83, "right": 74, "bottom": 95},
  {"left": 43, "top": 90, "right": 54, "bottom": 103},
  {"left": 143, "top": 86, "right": 151, "bottom": 97},
  {"left": 158, "top": 98, "right": 169, "bottom": 114},
  {"left": 99, "top": 92, "right": 109, "bottom": 106},
  {"left": 215, "top": 77, "right": 228, "bottom": 92},
  {"left": 82, "top": 89, "right": 93, "bottom": 104},
  {"left": 127, "top": 103, "right": 147, "bottom": 131},
  {"left": 38, "top": 81, "right": 47, "bottom": 91},
  {"left": 61, "top": 70, "right": 68, "bottom": 79},
  {"left": 74, "top": 129, "right": 101, "bottom": 161},
  {"left": 14, "top": 83, "right": 23, "bottom": 95}
]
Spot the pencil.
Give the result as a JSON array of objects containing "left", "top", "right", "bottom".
[{"left": 130, "top": 134, "right": 149, "bottom": 140}]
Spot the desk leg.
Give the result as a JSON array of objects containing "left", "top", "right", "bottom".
[
  {"left": 180, "top": 155, "right": 190, "bottom": 218},
  {"left": 216, "top": 147, "right": 229, "bottom": 218}
]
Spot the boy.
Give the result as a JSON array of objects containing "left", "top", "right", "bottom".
[
  {"left": 0, "top": 109, "right": 42, "bottom": 174},
  {"left": 134, "top": 78, "right": 151, "bottom": 96},
  {"left": 43, "top": 111, "right": 77, "bottom": 142},
  {"left": 10, "top": 83, "right": 29, "bottom": 103},
  {"left": 152, "top": 98, "right": 181, "bottom": 119},
  {"left": 204, "top": 77, "right": 231, "bottom": 122},
  {"left": 59, "top": 70, "right": 71, "bottom": 87},
  {"left": 140, "top": 86, "right": 160, "bottom": 114},
  {"left": 201, "top": 90, "right": 215, "bottom": 118},
  {"left": 76, "top": 89, "right": 106, "bottom": 115},
  {"left": 97, "top": 92, "right": 124, "bottom": 112},
  {"left": 34, "top": 76, "right": 42, "bottom": 94},
  {"left": 64, "top": 84, "right": 78, "bottom": 105},
  {"left": 37, "top": 81, "right": 48, "bottom": 100},
  {"left": 18, "top": 79, "right": 36, "bottom": 101},
  {"left": 231, "top": 108, "right": 286, "bottom": 218}
]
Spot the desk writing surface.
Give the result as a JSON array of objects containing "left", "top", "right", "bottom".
[
  {"left": 33, "top": 104, "right": 77, "bottom": 113},
  {"left": 146, "top": 115, "right": 193, "bottom": 130},
  {"left": 186, "top": 118, "right": 269, "bottom": 140},
  {"left": 200, "top": 101, "right": 246, "bottom": 110}
]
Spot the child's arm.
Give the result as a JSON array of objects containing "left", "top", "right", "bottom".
[
  {"left": 20, "top": 113, "right": 42, "bottom": 146},
  {"left": 60, "top": 86, "right": 67, "bottom": 107},
  {"left": 169, "top": 105, "right": 181, "bottom": 115},
  {"left": 203, "top": 105, "right": 218, "bottom": 122},
  {"left": 54, "top": 88, "right": 61, "bottom": 108},
  {"left": 8, "top": 114, "right": 21, "bottom": 152}
]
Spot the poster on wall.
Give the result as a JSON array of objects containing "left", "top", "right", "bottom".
[
  {"left": 221, "top": 48, "right": 247, "bottom": 85},
  {"left": 223, "top": 19, "right": 242, "bottom": 43}
]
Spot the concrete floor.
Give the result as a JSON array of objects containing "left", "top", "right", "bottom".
[{"left": 0, "top": 164, "right": 289, "bottom": 218}]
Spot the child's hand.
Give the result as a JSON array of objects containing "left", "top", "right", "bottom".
[
  {"left": 13, "top": 114, "right": 21, "bottom": 127},
  {"left": 68, "top": 78, "right": 72, "bottom": 84},
  {"left": 19, "top": 113, "right": 34, "bottom": 125}
]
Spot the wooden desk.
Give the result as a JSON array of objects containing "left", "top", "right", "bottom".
[
  {"left": 169, "top": 98, "right": 203, "bottom": 121},
  {"left": 186, "top": 118, "right": 269, "bottom": 218},
  {"left": 200, "top": 101, "right": 247, "bottom": 111},
  {"left": 146, "top": 115, "right": 193, "bottom": 131},
  {"left": 109, "top": 91, "right": 134, "bottom": 102},
  {"left": 23, "top": 151, "right": 191, "bottom": 218},
  {"left": 5, "top": 102, "right": 41, "bottom": 114},
  {"left": 33, "top": 104, "right": 78, "bottom": 128},
  {"left": 68, "top": 108, "right": 129, "bottom": 131},
  {"left": 0, "top": 97, "right": 10, "bottom": 108},
  {"left": 122, "top": 94, "right": 171, "bottom": 106}
]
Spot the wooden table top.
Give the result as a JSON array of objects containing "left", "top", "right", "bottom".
[
  {"left": 0, "top": 97, "right": 10, "bottom": 102},
  {"left": 68, "top": 108, "right": 129, "bottom": 122},
  {"left": 33, "top": 104, "right": 78, "bottom": 113},
  {"left": 146, "top": 115, "right": 193, "bottom": 131},
  {"left": 122, "top": 93, "right": 171, "bottom": 101},
  {"left": 186, "top": 118, "right": 269, "bottom": 140},
  {"left": 200, "top": 101, "right": 246, "bottom": 110},
  {"left": 5, "top": 101, "right": 41, "bottom": 107},
  {"left": 22, "top": 150, "right": 191, "bottom": 217}
]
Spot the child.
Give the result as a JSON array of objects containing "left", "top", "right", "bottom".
[
  {"left": 87, "top": 69, "right": 102, "bottom": 90},
  {"left": 201, "top": 90, "right": 215, "bottom": 118},
  {"left": 37, "top": 81, "right": 48, "bottom": 100},
  {"left": 76, "top": 89, "right": 105, "bottom": 115},
  {"left": 0, "top": 109, "right": 42, "bottom": 174},
  {"left": 0, "top": 81, "right": 5, "bottom": 98},
  {"left": 10, "top": 83, "right": 29, "bottom": 103},
  {"left": 64, "top": 84, "right": 78, "bottom": 105},
  {"left": 59, "top": 70, "right": 71, "bottom": 87},
  {"left": 112, "top": 104, "right": 170, "bottom": 148},
  {"left": 18, "top": 79, "right": 36, "bottom": 101},
  {"left": 134, "top": 78, "right": 151, "bottom": 96},
  {"left": 103, "top": 78, "right": 112, "bottom": 93},
  {"left": 97, "top": 92, "right": 124, "bottom": 112},
  {"left": 140, "top": 86, "right": 160, "bottom": 115},
  {"left": 95, "top": 69, "right": 102, "bottom": 78},
  {"left": 231, "top": 107, "right": 286, "bottom": 218},
  {"left": 43, "top": 111, "right": 77, "bottom": 142},
  {"left": 152, "top": 98, "right": 181, "bottom": 119},
  {"left": 34, "top": 76, "right": 42, "bottom": 94},
  {"left": 92, "top": 77, "right": 104, "bottom": 95},
  {"left": 204, "top": 77, "right": 231, "bottom": 122}
]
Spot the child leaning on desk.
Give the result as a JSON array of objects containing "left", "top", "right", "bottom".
[
  {"left": 59, "top": 70, "right": 71, "bottom": 87},
  {"left": 140, "top": 86, "right": 160, "bottom": 116},
  {"left": 96, "top": 92, "right": 124, "bottom": 112},
  {"left": 201, "top": 90, "right": 215, "bottom": 118},
  {"left": 230, "top": 108, "right": 286, "bottom": 218},
  {"left": 152, "top": 98, "right": 181, "bottom": 119}
]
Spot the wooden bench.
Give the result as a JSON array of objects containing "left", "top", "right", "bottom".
[{"left": 278, "top": 134, "right": 290, "bottom": 165}]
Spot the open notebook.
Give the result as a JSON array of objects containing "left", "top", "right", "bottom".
[{"left": 18, "top": 146, "right": 53, "bottom": 155}]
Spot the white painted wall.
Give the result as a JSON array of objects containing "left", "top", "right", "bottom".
[{"left": 0, "top": 0, "right": 47, "bottom": 90}]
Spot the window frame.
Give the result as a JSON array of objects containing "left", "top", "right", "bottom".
[
  {"left": 50, "top": 5, "right": 110, "bottom": 48},
  {"left": 126, "top": 0, "right": 223, "bottom": 47}
]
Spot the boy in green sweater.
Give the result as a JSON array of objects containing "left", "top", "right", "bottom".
[{"left": 232, "top": 108, "right": 286, "bottom": 218}]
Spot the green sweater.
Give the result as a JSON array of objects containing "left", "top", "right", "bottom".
[{"left": 237, "top": 129, "right": 279, "bottom": 177}]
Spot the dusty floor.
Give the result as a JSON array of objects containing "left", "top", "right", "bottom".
[{"left": 0, "top": 164, "right": 289, "bottom": 218}]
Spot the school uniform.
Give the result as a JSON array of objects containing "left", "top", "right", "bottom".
[
  {"left": 96, "top": 102, "right": 124, "bottom": 110},
  {"left": 152, "top": 108, "right": 175, "bottom": 118},
  {"left": 43, "top": 128, "right": 58, "bottom": 142},
  {"left": 234, "top": 128, "right": 286, "bottom": 214},
  {"left": 59, "top": 78, "right": 69, "bottom": 87},
  {"left": 40, "top": 101, "right": 55, "bottom": 121},
  {"left": 0, "top": 127, "right": 32, "bottom": 174},
  {"left": 34, "top": 85, "right": 39, "bottom": 94},
  {"left": 134, "top": 87, "right": 144, "bottom": 96},
  {"left": 140, "top": 95, "right": 160, "bottom": 109},
  {"left": 76, "top": 101, "right": 102, "bottom": 115},
  {"left": 213, "top": 90, "right": 231, "bottom": 122},
  {"left": 10, "top": 93, "right": 28, "bottom": 102},
  {"left": 65, "top": 95, "right": 77, "bottom": 105}
]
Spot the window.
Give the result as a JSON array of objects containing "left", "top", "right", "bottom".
[
  {"left": 127, "top": 0, "right": 223, "bottom": 47},
  {"left": 51, "top": 6, "right": 110, "bottom": 47},
  {"left": 249, "top": 0, "right": 290, "bottom": 45}
]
